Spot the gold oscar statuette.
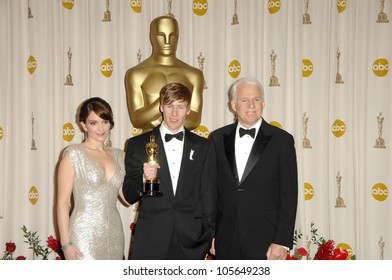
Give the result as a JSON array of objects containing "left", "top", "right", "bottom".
[
  {"left": 335, "top": 171, "right": 346, "bottom": 208},
  {"left": 124, "top": 15, "right": 204, "bottom": 132},
  {"left": 137, "top": 49, "right": 142, "bottom": 64},
  {"left": 303, "top": 0, "right": 311, "bottom": 24},
  {"left": 102, "top": 0, "right": 111, "bottom": 22},
  {"left": 302, "top": 112, "right": 312, "bottom": 149},
  {"left": 377, "top": 0, "right": 389, "bottom": 23},
  {"left": 141, "top": 135, "right": 162, "bottom": 197},
  {"left": 374, "top": 112, "right": 386, "bottom": 148},
  {"left": 198, "top": 52, "right": 207, "bottom": 89},
  {"left": 64, "top": 47, "right": 73, "bottom": 86},
  {"left": 269, "top": 50, "right": 280, "bottom": 87},
  {"left": 28, "top": 0, "right": 34, "bottom": 19},
  {"left": 231, "top": 0, "right": 239, "bottom": 25},
  {"left": 31, "top": 112, "right": 37, "bottom": 150},
  {"left": 166, "top": 0, "right": 175, "bottom": 18},
  {"left": 379, "top": 236, "right": 385, "bottom": 260},
  {"left": 335, "top": 48, "right": 344, "bottom": 84}
]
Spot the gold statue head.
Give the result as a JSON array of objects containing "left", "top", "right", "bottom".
[{"left": 150, "top": 16, "right": 179, "bottom": 56}]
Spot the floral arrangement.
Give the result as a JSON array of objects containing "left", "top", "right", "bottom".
[
  {"left": 2, "top": 226, "right": 62, "bottom": 260},
  {"left": 2, "top": 241, "right": 25, "bottom": 260},
  {"left": 286, "top": 222, "right": 354, "bottom": 260}
]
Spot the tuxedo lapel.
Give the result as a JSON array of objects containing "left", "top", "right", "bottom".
[
  {"left": 223, "top": 125, "right": 239, "bottom": 184},
  {"left": 175, "top": 130, "right": 201, "bottom": 196},
  {"left": 152, "top": 128, "right": 175, "bottom": 198},
  {"left": 240, "top": 122, "right": 271, "bottom": 184}
]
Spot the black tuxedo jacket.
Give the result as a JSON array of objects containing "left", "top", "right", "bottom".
[
  {"left": 209, "top": 119, "right": 298, "bottom": 259},
  {"left": 123, "top": 126, "right": 217, "bottom": 259}
]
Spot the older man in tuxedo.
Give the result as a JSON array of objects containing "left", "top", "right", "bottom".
[{"left": 209, "top": 76, "right": 298, "bottom": 260}]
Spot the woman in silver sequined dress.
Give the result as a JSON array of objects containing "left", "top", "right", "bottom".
[{"left": 57, "top": 97, "right": 129, "bottom": 260}]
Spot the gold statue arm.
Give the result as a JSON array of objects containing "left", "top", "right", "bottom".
[
  {"left": 183, "top": 69, "right": 204, "bottom": 130},
  {"left": 125, "top": 70, "right": 162, "bottom": 130}
]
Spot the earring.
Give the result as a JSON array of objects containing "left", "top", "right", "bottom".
[{"left": 106, "top": 131, "right": 112, "bottom": 147}]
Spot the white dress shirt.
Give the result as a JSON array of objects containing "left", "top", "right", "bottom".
[
  {"left": 235, "top": 118, "right": 262, "bottom": 182},
  {"left": 160, "top": 124, "right": 184, "bottom": 195}
]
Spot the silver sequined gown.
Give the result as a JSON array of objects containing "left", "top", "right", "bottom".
[{"left": 65, "top": 144, "right": 125, "bottom": 260}]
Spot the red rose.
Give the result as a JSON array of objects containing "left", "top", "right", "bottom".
[
  {"left": 297, "top": 247, "right": 308, "bottom": 256},
  {"left": 5, "top": 242, "right": 16, "bottom": 253},
  {"left": 55, "top": 256, "right": 63, "bottom": 260},
  {"left": 314, "top": 240, "right": 335, "bottom": 260},
  {"left": 16, "top": 256, "right": 27, "bottom": 260},
  {"left": 130, "top": 223, "right": 136, "bottom": 232},
  {"left": 313, "top": 240, "right": 349, "bottom": 260},
  {"left": 46, "top": 235, "right": 60, "bottom": 254},
  {"left": 285, "top": 253, "right": 298, "bottom": 260},
  {"left": 332, "top": 248, "right": 348, "bottom": 260}
]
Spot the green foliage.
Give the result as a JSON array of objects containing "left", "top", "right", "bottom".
[
  {"left": 21, "top": 225, "right": 51, "bottom": 260},
  {"left": 309, "top": 221, "right": 326, "bottom": 247}
]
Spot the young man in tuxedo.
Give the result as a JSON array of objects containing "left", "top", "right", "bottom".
[
  {"left": 209, "top": 76, "right": 298, "bottom": 260},
  {"left": 122, "top": 83, "right": 216, "bottom": 260}
]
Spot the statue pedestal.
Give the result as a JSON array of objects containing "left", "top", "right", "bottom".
[
  {"left": 303, "top": 138, "right": 312, "bottom": 149},
  {"left": 374, "top": 137, "right": 386, "bottom": 149},
  {"left": 377, "top": 12, "right": 389, "bottom": 23},
  {"left": 335, "top": 196, "right": 346, "bottom": 208},
  {"left": 269, "top": 75, "right": 280, "bottom": 87},
  {"left": 64, "top": 74, "right": 73, "bottom": 86},
  {"left": 335, "top": 73, "right": 344, "bottom": 84},
  {"left": 303, "top": 13, "right": 311, "bottom": 24}
]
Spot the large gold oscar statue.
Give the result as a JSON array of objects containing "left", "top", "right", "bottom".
[{"left": 125, "top": 16, "right": 204, "bottom": 132}]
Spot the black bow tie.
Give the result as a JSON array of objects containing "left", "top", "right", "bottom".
[
  {"left": 165, "top": 131, "right": 184, "bottom": 142},
  {"left": 239, "top": 127, "right": 256, "bottom": 138}
]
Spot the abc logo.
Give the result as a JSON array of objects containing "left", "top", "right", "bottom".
[
  {"left": 336, "top": 0, "right": 347, "bottom": 13},
  {"left": 371, "top": 183, "right": 388, "bottom": 201},
  {"left": 0, "top": 127, "right": 3, "bottom": 140},
  {"left": 304, "top": 182, "right": 314, "bottom": 201},
  {"left": 27, "top": 55, "right": 37, "bottom": 75},
  {"left": 331, "top": 119, "right": 346, "bottom": 138},
  {"left": 62, "top": 0, "right": 75, "bottom": 10},
  {"left": 193, "top": 0, "right": 208, "bottom": 16},
  {"left": 101, "top": 58, "right": 114, "bottom": 77},
  {"left": 192, "top": 125, "right": 210, "bottom": 138},
  {"left": 302, "top": 59, "right": 313, "bottom": 77},
  {"left": 130, "top": 0, "right": 142, "bottom": 13},
  {"left": 336, "top": 243, "right": 352, "bottom": 259},
  {"left": 267, "top": 0, "right": 281, "bottom": 14},
  {"left": 63, "top": 123, "right": 75, "bottom": 142},
  {"left": 228, "top": 60, "right": 241, "bottom": 78},
  {"left": 131, "top": 126, "right": 143, "bottom": 137},
  {"left": 28, "top": 186, "right": 39, "bottom": 205},
  {"left": 372, "top": 58, "right": 389, "bottom": 77},
  {"left": 269, "top": 121, "right": 282, "bottom": 129}
]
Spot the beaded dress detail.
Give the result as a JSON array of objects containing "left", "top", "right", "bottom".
[{"left": 65, "top": 143, "right": 125, "bottom": 260}]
